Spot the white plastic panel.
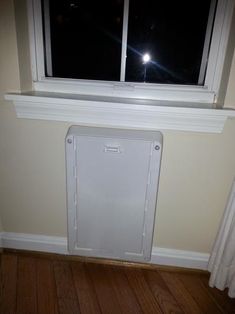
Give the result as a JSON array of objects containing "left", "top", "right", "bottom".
[{"left": 66, "top": 126, "right": 162, "bottom": 262}]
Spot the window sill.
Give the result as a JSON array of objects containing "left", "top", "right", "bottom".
[
  {"left": 33, "top": 78, "right": 216, "bottom": 104},
  {"left": 5, "top": 91, "right": 235, "bottom": 133}
]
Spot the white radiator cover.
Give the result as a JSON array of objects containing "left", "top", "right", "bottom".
[{"left": 66, "top": 126, "right": 162, "bottom": 262}]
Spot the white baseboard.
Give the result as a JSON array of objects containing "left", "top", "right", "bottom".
[
  {"left": 0, "top": 232, "right": 3, "bottom": 249},
  {"left": 1, "top": 232, "right": 68, "bottom": 255},
  {"left": 0, "top": 232, "right": 209, "bottom": 270},
  {"left": 151, "top": 247, "right": 209, "bottom": 270}
]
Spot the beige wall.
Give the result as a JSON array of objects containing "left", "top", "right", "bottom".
[
  {"left": 14, "top": 0, "right": 32, "bottom": 91},
  {"left": 0, "top": 0, "right": 20, "bottom": 234},
  {"left": 154, "top": 119, "right": 235, "bottom": 252},
  {"left": 0, "top": 0, "right": 235, "bottom": 252}
]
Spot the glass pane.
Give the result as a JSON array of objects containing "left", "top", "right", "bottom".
[
  {"left": 125, "top": 0, "right": 213, "bottom": 85},
  {"left": 43, "top": 0, "right": 123, "bottom": 81}
]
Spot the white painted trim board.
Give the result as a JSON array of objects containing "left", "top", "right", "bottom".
[
  {"left": 0, "top": 232, "right": 68, "bottom": 255},
  {"left": 5, "top": 92, "right": 235, "bottom": 134},
  {"left": 151, "top": 247, "right": 209, "bottom": 270},
  {"left": 0, "top": 232, "right": 210, "bottom": 270},
  {"left": 0, "top": 232, "right": 3, "bottom": 249}
]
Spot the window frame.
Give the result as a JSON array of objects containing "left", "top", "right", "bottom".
[{"left": 27, "top": 0, "right": 235, "bottom": 105}]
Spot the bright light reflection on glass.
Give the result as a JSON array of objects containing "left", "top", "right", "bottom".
[{"left": 142, "top": 53, "right": 151, "bottom": 64}]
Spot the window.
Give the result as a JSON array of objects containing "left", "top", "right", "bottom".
[
  {"left": 125, "top": 0, "right": 213, "bottom": 85},
  {"left": 43, "top": 0, "right": 123, "bottom": 81},
  {"left": 29, "top": 0, "right": 234, "bottom": 103}
]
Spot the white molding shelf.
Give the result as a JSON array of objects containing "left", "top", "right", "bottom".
[{"left": 5, "top": 91, "right": 235, "bottom": 133}]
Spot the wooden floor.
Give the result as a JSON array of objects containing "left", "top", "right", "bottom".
[{"left": 1, "top": 251, "right": 235, "bottom": 314}]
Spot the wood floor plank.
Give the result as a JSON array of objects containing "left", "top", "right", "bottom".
[
  {"left": 16, "top": 256, "right": 37, "bottom": 314},
  {"left": 125, "top": 268, "right": 163, "bottom": 314},
  {"left": 71, "top": 261, "right": 101, "bottom": 314},
  {"left": 37, "top": 258, "right": 59, "bottom": 314},
  {"left": 0, "top": 254, "right": 18, "bottom": 314},
  {"left": 143, "top": 269, "right": 184, "bottom": 314},
  {"left": 200, "top": 274, "right": 235, "bottom": 314},
  {"left": 85, "top": 263, "right": 122, "bottom": 314},
  {"left": 178, "top": 273, "right": 223, "bottom": 314},
  {"left": 159, "top": 271, "right": 203, "bottom": 314},
  {"left": 1, "top": 251, "right": 235, "bottom": 314},
  {"left": 104, "top": 265, "right": 143, "bottom": 314},
  {"left": 53, "top": 260, "right": 81, "bottom": 314}
]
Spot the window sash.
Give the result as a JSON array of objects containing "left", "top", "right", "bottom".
[
  {"left": 120, "top": 0, "right": 129, "bottom": 82},
  {"left": 198, "top": 0, "right": 217, "bottom": 85},
  {"left": 27, "top": 0, "right": 235, "bottom": 104}
]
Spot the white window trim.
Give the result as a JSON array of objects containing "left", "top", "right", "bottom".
[
  {"left": 42, "top": 0, "right": 52, "bottom": 76},
  {"left": 27, "top": 0, "right": 235, "bottom": 104},
  {"left": 198, "top": 0, "right": 217, "bottom": 85},
  {"left": 6, "top": 0, "right": 235, "bottom": 134},
  {"left": 120, "top": 0, "right": 129, "bottom": 81}
]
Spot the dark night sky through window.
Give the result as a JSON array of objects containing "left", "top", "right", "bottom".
[
  {"left": 43, "top": 0, "right": 213, "bottom": 85},
  {"left": 48, "top": 0, "right": 123, "bottom": 81},
  {"left": 126, "top": 0, "right": 212, "bottom": 84}
]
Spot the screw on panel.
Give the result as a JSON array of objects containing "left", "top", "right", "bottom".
[
  {"left": 155, "top": 145, "right": 160, "bottom": 150},
  {"left": 67, "top": 138, "right": 72, "bottom": 144}
]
